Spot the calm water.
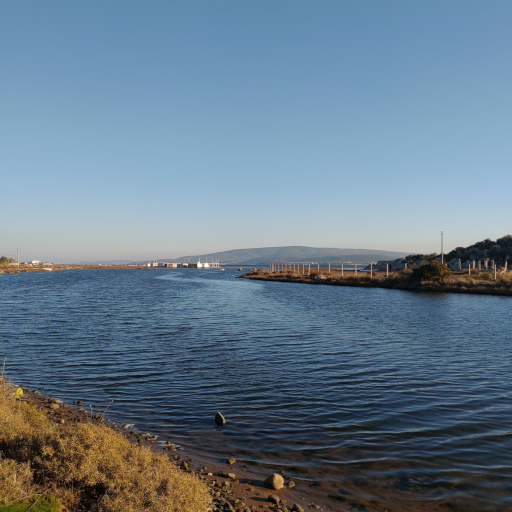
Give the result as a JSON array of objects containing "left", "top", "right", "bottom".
[{"left": 1, "top": 269, "right": 512, "bottom": 511}]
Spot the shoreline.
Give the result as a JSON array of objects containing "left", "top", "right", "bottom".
[
  {"left": 240, "top": 268, "right": 512, "bottom": 297},
  {"left": 15, "top": 386, "right": 327, "bottom": 512},
  {"left": 0, "top": 265, "right": 251, "bottom": 274}
]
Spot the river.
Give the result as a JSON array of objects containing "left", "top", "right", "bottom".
[{"left": 1, "top": 268, "right": 511, "bottom": 511}]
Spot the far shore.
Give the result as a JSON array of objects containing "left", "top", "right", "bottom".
[
  {"left": 0, "top": 264, "right": 251, "bottom": 274},
  {"left": 240, "top": 268, "right": 512, "bottom": 297},
  {"left": 4, "top": 264, "right": 512, "bottom": 296}
]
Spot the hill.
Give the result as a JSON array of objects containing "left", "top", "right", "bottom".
[
  {"left": 151, "top": 246, "right": 410, "bottom": 266},
  {"left": 444, "top": 235, "right": 512, "bottom": 266},
  {"left": 382, "top": 235, "right": 512, "bottom": 271}
]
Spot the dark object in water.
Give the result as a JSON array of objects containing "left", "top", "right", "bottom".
[{"left": 215, "top": 411, "right": 226, "bottom": 426}]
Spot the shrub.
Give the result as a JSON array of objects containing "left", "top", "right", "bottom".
[
  {"left": 412, "top": 261, "right": 452, "bottom": 284},
  {"left": 0, "top": 383, "right": 211, "bottom": 512}
]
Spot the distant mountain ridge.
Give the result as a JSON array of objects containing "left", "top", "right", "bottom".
[{"left": 143, "top": 246, "right": 410, "bottom": 266}]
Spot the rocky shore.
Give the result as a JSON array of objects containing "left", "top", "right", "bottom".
[{"left": 14, "top": 388, "right": 328, "bottom": 512}]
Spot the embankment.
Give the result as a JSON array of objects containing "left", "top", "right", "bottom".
[{"left": 240, "top": 269, "right": 512, "bottom": 296}]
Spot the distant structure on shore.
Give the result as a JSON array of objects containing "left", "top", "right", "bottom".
[{"left": 145, "top": 259, "right": 220, "bottom": 269}]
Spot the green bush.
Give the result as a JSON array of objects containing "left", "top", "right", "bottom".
[{"left": 412, "top": 261, "right": 451, "bottom": 284}]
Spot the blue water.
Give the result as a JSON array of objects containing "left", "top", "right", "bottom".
[{"left": 1, "top": 269, "right": 511, "bottom": 511}]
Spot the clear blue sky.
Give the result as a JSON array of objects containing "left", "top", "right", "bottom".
[{"left": 1, "top": 1, "right": 511, "bottom": 262}]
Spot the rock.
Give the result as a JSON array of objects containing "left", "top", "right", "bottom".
[
  {"left": 291, "top": 505, "right": 304, "bottom": 512},
  {"left": 227, "top": 457, "right": 236, "bottom": 465},
  {"left": 77, "top": 400, "right": 83, "bottom": 406},
  {"left": 215, "top": 411, "right": 226, "bottom": 426},
  {"left": 264, "top": 473, "right": 284, "bottom": 490},
  {"left": 287, "top": 480, "right": 296, "bottom": 488},
  {"left": 49, "top": 403, "right": 60, "bottom": 410},
  {"left": 268, "top": 494, "right": 280, "bottom": 505},
  {"left": 227, "top": 473, "right": 236, "bottom": 480}
]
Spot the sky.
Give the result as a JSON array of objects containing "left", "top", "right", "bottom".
[{"left": 1, "top": 1, "right": 511, "bottom": 262}]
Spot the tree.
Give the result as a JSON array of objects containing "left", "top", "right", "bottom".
[
  {"left": 0, "top": 256, "right": 9, "bottom": 265},
  {"left": 412, "top": 260, "right": 451, "bottom": 284}
]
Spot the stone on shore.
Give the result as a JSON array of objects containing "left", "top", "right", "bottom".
[
  {"left": 264, "top": 473, "right": 284, "bottom": 490},
  {"left": 268, "top": 494, "right": 280, "bottom": 505},
  {"left": 215, "top": 411, "right": 226, "bottom": 426},
  {"left": 227, "top": 457, "right": 236, "bottom": 465}
]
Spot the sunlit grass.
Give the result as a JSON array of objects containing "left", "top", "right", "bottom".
[{"left": 0, "top": 381, "right": 211, "bottom": 512}]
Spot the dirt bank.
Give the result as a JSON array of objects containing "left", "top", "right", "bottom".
[{"left": 240, "top": 269, "right": 512, "bottom": 297}]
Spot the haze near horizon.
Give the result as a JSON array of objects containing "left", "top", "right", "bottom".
[{"left": 1, "top": 1, "right": 511, "bottom": 262}]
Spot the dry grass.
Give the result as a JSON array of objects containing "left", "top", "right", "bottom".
[
  {"left": 244, "top": 268, "right": 512, "bottom": 296},
  {"left": 0, "top": 458, "right": 35, "bottom": 506},
  {"left": 0, "top": 382, "right": 211, "bottom": 512}
]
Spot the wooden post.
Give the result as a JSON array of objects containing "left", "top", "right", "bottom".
[
  {"left": 341, "top": 263, "right": 344, "bottom": 277},
  {"left": 494, "top": 266, "right": 497, "bottom": 280},
  {"left": 317, "top": 263, "right": 320, "bottom": 271},
  {"left": 355, "top": 264, "right": 357, "bottom": 276},
  {"left": 328, "top": 263, "right": 331, "bottom": 274},
  {"left": 505, "top": 261, "right": 508, "bottom": 272},
  {"left": 370, "top": 263, "right": 373, "bottom": 278},
  {"left": 458, "top": 259, "right": 461, "bottom": 271},
  {"left": 469, "top": 265, "right": 471, "bottom": 275},
  {"left": 386, "top": 264, "right": 389, "bottom": 277},
  {"left": 308, "top": 263, "right": 311, "bottom": 276}
]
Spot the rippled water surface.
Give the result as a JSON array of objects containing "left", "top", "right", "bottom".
[{"left": 1, "top": 269, "right": 512, "bottom": 510}]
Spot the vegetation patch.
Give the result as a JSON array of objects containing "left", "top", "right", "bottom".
[
  {"left": 0, "top": 382, "right": 211, "bottom": 512},
  {"left": 411, "top": 261, "right": 452, "bottom": 284},
  {"left": 0, "top": 495, "right": 61, "bottom": 512}
]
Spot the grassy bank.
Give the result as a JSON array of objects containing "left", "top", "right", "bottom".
[
  {"left": 0, "top": 381, "right": 211, "bottom": 512},
  {"left": 241, "top": 268, "right": 512, "bottom": 296}
]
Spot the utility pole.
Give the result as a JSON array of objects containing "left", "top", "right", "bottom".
[{"left": 441, "top": 231, "right": 444, "bottom": 264}]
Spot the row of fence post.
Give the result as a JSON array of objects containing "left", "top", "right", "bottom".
[
  {"left": 270, "top": 260, "right": 507, "bottom": 281},
  {"left": 269, "top": 262, "right": 390, "bottom": 278}
]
